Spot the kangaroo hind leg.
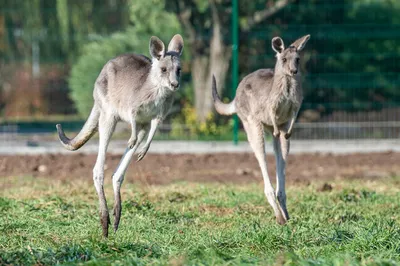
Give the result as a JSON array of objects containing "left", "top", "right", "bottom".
[
  {"left": 112, "top": 126, "right": 147, "bottom": 233},
  {"left": 93, "top": 113, "right": 116, "bottom": 237},
  {"left": 273, "top": 128, "right": 290, "bottom": 222},
  {"left": 243, "top": 119, "right": 286, "bottom": 225}
]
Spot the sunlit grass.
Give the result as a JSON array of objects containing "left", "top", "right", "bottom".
[{"left": 1, "top": 176, "right": 399, "bottom": 265}]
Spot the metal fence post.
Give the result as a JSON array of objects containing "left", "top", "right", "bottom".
[{"left": 232, "top": 0, "right": 239, "bottom": 145}]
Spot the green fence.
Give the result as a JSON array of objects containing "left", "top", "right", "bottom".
[{"left": 1, "top": 0, "right": 400, "bottom": 140}]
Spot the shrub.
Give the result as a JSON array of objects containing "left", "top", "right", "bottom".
[
  {"left": 68, "top": 31, "right": 139, "bottom": 116},
  {"left": 171, "top": 102, "right": 234, "bottom": 139}
]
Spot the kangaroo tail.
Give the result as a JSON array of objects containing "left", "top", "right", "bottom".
[
  {"left": 212, "top": 75, "right": 236, "bottom": 116},
  {"left": 56, "top": 105, "right": 100, "bottom": 151}
]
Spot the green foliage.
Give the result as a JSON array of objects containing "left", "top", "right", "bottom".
[
  {"left": 69, "top": 0, "right": 181, "bottom": 117},
  {"left": 3, "top": 0, "right": 400, "bottom": 120},
  {"left": 69, "top": 31, "right": 137, "bottom": 116},
  {"left": 130, "top": 0, "right": 181, "bottom": 39},
  {"left": 1, "top": 0, "right": 130, "bottom": 62},
  {"left": 56, "top": 0, "right": 70, "bottom": 52},
  {"left": 171, "top": 101, "right": 234, "bottom": 139},
  {"left": 1, "top": 176, "right": 400, "bottom": 265},
  {"left": 243, "top": 0, "right": 400, "bottom": 112}
]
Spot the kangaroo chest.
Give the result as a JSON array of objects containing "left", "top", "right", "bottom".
[
  {"left": 270, "top": 77, "right": 301, "bottom": 125},
  {"left": 136, "top": 99, "right": 164, "bottom": 123}
]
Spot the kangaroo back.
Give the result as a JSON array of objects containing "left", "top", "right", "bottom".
[{"left": 212, "top": 75, "right": 236, "bottom": 116}]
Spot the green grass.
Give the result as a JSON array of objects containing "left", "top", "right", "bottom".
[{"left": 1, "top": 176, "right": 400, "bottom": 265}]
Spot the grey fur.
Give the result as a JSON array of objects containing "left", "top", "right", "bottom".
[
  {"left": 56, "top": 34, "right": 184, "bottom": 237},
  {"left": 213, "top": 34, "right": 310, "bottom": 225}
]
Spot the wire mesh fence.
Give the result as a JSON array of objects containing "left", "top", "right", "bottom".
[{"left": 1, "top": 1, "right": 400, "bottom": 141}]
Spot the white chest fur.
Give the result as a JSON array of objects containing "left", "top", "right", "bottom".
[
  {"left": 136, "top": 99, "right": 163, "bottom": 123},
  {"left": 271, "top": 76, "right": 301, "bottom": 125},
  {"left": 135, "top": 86, "right": 170, "bottom": 123}
]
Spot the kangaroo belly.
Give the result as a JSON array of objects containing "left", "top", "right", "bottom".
[
  {"left": 260, "top": 99, "right": 298, "bottom": 126},
  {"left": 116, "top": 102, "right": 159, "bottom": 124},
  {"left": 275, "top": 101, "right": 295, "bottom": 125}
]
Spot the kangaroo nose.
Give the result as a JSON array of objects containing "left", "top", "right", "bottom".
[
  {"left": 171, "top": 81, "right": 179, "bottom": 89},
  {"left": 291, "top": 69, "right": 298, "bottom": 75}
]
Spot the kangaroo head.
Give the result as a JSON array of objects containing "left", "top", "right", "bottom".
[
  {"left": 149, "top": 34, "right": 184, "bottom": 92},
  {"left": 271, "top": 35, "right": 310, "bottom": 77}
]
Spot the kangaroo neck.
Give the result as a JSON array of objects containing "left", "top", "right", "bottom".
[
  {"left": 144, "top": 70, "right": 171, "bottom": 100},
  {"left": 272, "top": 72, "right": 300, "bottom": 96}
]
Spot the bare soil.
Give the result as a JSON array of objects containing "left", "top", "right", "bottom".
[{"left": 1, "top": 152, "right": 400, "bottom": 186}]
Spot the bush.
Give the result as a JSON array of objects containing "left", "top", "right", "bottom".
[
  {"left": 171, "top": 102, "right": 234, "bottom": 139},
  {"left": 68, "top": 31, "right": 140, "bottom": 116}
]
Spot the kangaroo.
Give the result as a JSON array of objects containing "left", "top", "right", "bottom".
[
  {"left": 212, "top": 35, "right": 310, "bottom": 225},
  {"left": 56, "top": 34, "right": 184, "bottom": 237}
]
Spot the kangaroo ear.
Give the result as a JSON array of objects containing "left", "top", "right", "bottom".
[
  {"left": 272, "top": 37, "right": 285, "bottom": 54},
  {"left": 167, "top": 34, "right": 184, "bottom": 56},
  {"left": 149, "top": 36, "right": 165, "bottom": 60},
  {"left": 290, "top": 34, "right": 310, "bottom": 52}
]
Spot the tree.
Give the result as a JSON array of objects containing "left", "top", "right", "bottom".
[
  {"left": 0, "top": 0, "right": 130, "bottom": 63},
  {"left": 0, "top": 0, "right": 130, "bottom": 116},
  {"left": 167, "top": 0, "right": 295, "bottom": 122},
  {"left": 274, "top": 0, "right": 400, "bottom": 113}
]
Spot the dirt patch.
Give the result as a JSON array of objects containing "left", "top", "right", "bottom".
[{"left": 1, "top": 152, "right": 400, "bottom": 185}]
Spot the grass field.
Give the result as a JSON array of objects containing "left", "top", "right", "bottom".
[{"left": 1, "top": 176, "right": 400, "bottom": 265}]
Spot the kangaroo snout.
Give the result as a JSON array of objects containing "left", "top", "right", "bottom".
[
  {"left": 170, "top": 81, "right": 179, "bottom": 90},
  {"left": 290, "top": 69, "right": 298, "bottom": 75}
]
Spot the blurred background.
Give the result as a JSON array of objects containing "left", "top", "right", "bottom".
[{"left": 1, "top": 0, "right": 400, "bottom": 142}]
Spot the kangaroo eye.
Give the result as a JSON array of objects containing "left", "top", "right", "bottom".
[
  {"left": 161, "top": 67, "right": 167, "bottom": 73},
  {"left": 177, "top": 67, "right": 181, "bottom": 74},
  {"left": 282, "top": 58, "right": 287, "bottom": 63},
  {"left": 296, "top": 58, "right": 300, "bottom": 63}
]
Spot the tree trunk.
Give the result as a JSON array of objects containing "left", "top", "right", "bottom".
[
  {"left": 192, "top": 7, "right": 231, "bottom": 122},
  {"left": 184, "top": 0, "right": 294, "bottom": 122}
]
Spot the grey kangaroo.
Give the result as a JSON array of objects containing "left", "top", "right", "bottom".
[
  {"left": 56, "top": 34, "right": 184, "bottom": 237},
  {"left": 212, "top": 35, "right": 310, "bottom": 225}
]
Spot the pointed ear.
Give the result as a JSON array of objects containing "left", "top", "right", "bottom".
[
  {"left": 149, "top": 36, "right": 165, "bottom": 60},
  {"left": 290, "top": 34, "right": 310, "bottom": 52},
  {"left": 167, "top": 34, "right": 184, "bottom": 56},
  {"left": 272, "top": 37, "right": 285, "bottom": 54}
]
